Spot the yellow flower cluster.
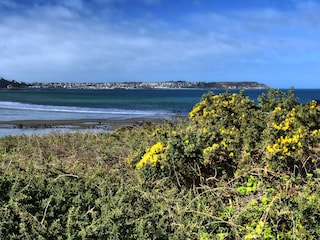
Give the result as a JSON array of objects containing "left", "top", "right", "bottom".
[
  {"left": 203, "top": 143, "right": 219, "bottom": 157},
  {"left": 267, "top": 103, "right": 320, "bottom": 159},
  {"left": 217, "top": 93, "right": 238, "bottom": 108},
  {"left": 239, "top": 113, "right": 246, "bottom": 121},
  {"left": 202, "top": 127, "right": 208, "bottom": 134},
  {"left": 189, "top": 93, "right": 253, "bottom": 123},
  {"left": 266, "top": 107, "right": 308, "bottom": 157},
  {"left": 273, "top": 106, "right": 282, "bottom": 113},
  {"left": 220, "top": 127, "right": 236, "bottom": 135},
  {"left": 189, "top": 104, "right": 202, "bottom": 120},
  {"left": 212, "top": 95, "right": 220, "bottom": 101},
  {"left": 312, "top": 129, "right": 319, "bottom": 136},
  {"left": 310, "top": 100, "right": 317, "bottom": 109},
  {"left": 136, "top": 142, "right": 166, "bottom": 170},
  {"left": 266, "top": 136, "right": 302, "bottom": 156},
  {"left": 271, "top": 108, "right": 296, "bottom": 131},
  {"left": 203, "top": 108, "right": 217, "bottom": 118}
]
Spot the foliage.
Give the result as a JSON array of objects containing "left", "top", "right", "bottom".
[
  {"left": 133, "top": 89, "right": 319, "bottom": 185},
  {"left": 0, "top": 88, "right": 319, "bottom": 239}
]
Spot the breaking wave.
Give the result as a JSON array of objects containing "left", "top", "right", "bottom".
[{"left": 0, "top": 101, "right": 173, "bottom": 119}]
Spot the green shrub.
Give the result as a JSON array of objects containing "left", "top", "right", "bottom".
[
  {"left": 0, "top": 88, "right": 319, "bottom": 239},
  {"left": 134, "top": 89, "right": 320, "bottom": 187}
]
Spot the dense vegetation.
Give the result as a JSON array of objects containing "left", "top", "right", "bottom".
[{"left": 0, "top": 89, "right": 319, "bottom": 239}]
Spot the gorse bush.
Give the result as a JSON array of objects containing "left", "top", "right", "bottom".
[
  {"left": 133, "top": 91, "right": 261, "bottom": 187},
  {"left": 0, "top": 89, "right": 319, "bottom": 239},
  {"left": 133, "top": 89, "right": 320, "bottom": 187},
  {"left": 262, "top": 100, "right": 319, "bottom": 175}
]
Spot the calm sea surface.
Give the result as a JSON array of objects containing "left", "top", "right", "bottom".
[{"left": 0, "top": 88, "right": 319, "bottom": 122}]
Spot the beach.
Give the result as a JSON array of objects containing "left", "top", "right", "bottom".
[{"left": 0, "top": 117, "right": 167, "bottom": 137}]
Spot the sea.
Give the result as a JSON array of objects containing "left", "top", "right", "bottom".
[{"left": 0, "top": 88, "right": 319, "bottom": 137}]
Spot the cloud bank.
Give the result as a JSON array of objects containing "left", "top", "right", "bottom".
[{"left": 0, "top": 0, "right": 319, "bottom": 87}]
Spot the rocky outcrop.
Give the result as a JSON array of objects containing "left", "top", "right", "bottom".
[{"left": 0, "top": 77, "right": 29, "bottom": 89}]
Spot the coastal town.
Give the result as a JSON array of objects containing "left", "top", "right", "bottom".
[{"left": 0, "top": 77, "right": 268, "bottom": 90}]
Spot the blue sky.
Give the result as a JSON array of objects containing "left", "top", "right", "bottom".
[{"left": 0, "top": 0, "right": 319, "bottom": 88}]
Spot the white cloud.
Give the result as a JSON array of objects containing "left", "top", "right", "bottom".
[{"left": 0, "top": 0, "right": 320, "bottom": 84}]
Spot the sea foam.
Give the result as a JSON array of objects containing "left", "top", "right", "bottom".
[{"left": 0, "top": 101, "right": 173, "bottom": 121}]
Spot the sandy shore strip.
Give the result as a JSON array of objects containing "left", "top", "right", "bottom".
[{"left": 0, "top": 117, "right": 167, "bottom": 132}]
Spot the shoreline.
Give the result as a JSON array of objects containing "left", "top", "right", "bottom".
[{"left": 0, "top": 117, "right": 168, "bottom": 137}]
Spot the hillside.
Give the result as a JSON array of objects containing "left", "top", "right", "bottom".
[{"left": 0, "top": 77, "right": 29, "bottom": 89}]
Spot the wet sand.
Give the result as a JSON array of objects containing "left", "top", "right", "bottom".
[{"left": 0, "top": 118, "right": 166, "bottom": 132}]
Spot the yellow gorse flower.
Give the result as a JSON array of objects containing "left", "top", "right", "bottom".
[
  {"left": 266, "top": 106, "right": 312, "bottom": 157},
  {"left": 203, "top": 143, "right": 219, "bottom": 156},
  {"left": 272, "top": 106, "right": 282, "bottom": 113},
  {"left": 271, "top": 107, "right": 296, "bottom": 131},
  {"left": 310, "top": 100, "right": 317, "bottom": 109},
  {"left": 202, "top": 127, "right": 208, "bottom": 134},
  {"left": 136, "top": 141, "right": 166, "bottom": 170},
  {"left": 220, "top": 126, "right": 236, "bottom": 135},
  {"left": 312, "top": 129, "right": 319, "bottom": 136}
]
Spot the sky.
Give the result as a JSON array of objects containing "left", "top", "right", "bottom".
[{"left": 0, "top": 0, "right": 320, "bottom": 88}]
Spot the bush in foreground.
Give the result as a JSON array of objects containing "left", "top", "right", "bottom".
[
  {"left": 133, "top": 89, "right": 319, "bottom": 186},
  {"left": 0, "top": 89, "right": 319, "bottom": 239}
]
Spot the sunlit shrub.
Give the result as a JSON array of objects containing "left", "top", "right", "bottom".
[
  {"left": 262, "top": 99, "right": 320, "bottom": 175},
  {"left": 135, "top": 89, "right": 320, "bottom": 186},
  {"left": 136, "top": 141, "right": 166, "bottom": 170}
]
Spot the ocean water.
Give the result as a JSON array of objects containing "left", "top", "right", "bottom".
[
  {"left": 0, "top": 88, "right": 319, "bottom": 122},
  {"left": 0, "top": 88, "right": 319, "bottom": 137}
]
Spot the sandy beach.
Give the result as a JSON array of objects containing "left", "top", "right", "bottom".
[
  {"left": 0, "top": 117, "right": 167, "bottom": 137},
  {"left": 0, "top": 118, "right": 166, "bottom": 130}
]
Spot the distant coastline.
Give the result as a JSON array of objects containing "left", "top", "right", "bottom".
[
  {"left": 29, "top": 81, "right": 268, "bottom": 90},
  {"left": 0, "top": 77, "right": 267, "bottom": 90}
]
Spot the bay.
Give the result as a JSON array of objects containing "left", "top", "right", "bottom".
[{"left": 0, "top": 88, "right": 319, "bottom": 122}]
